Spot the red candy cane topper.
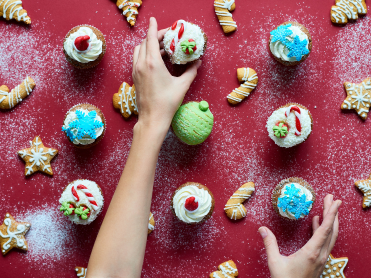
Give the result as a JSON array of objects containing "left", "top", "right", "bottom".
[
  {"left": 284, "top": 105, "right": 302, "bottom": 136},
  {"left": 71, "top": 184, "right": 99, "bottom": 210},
  {"left": 169, "top": 20, "right": 187, "bottom": 54}
]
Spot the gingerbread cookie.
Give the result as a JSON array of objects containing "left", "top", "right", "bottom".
[
  {"left": 148, "top": 212, "right": 155, "bottom": 235},
  {"left": 75, "top": 267, "right": 87, "bottom": 278},
  {"left": 113, "top": 82, "right": 138, "bottom": 119},
  {"left": 0, "top": 0, "right": 31, "bottom": 24},
  {"left": 331, "top": 0, "right": 367, "bottom": 25},
  {"left": 0, "top": 213, "right": 30, "bottom": 256},
  {"left": 116, "top": 0, "right": 142, "bottom": 26},
  {"left": 0, "top": 76, "right": 35, "bottom": 110},
  {"left": 18, "top": 136, "right": 58, "bottom": 176},
  {"left": 341, "top": 77, "right": 371, "bottom": 120},
  {"left": 227, "top": 68, "right": 258, "bottom": 105},
  {"left": 214, "top": 0, "right": 237, "bottom": 33},
  {"left": 355, "top": 174, "right": 371, "bottom": 208},
  {"left": 210, "top": 260, "right": 238, "bottom": 278},
  {"left": 320, "top": 254, "right": 348, "bottom": 278},
  {"left": 224, "top": 182, "right": 255, "bottom": 220}
]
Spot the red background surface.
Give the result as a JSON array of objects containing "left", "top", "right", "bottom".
[{"left": 1, "top": 0, "right": 371, "bottom": 277}]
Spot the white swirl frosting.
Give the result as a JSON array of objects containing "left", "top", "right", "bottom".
[
  {"left": 269, "top": 25, "right": 309, "bottom": 62},
  {"left": 63, "top": 27, "right": 103, "bottom": 63},
  {"left": 173, "top": 185, "right": 212, "bottom": 223}
]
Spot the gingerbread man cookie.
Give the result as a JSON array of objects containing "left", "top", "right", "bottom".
[
  {"left": 319, "top": 254, "right": 348, "bottom": 278},
  {"left": 0, "top": 213, "right": 31, "bottom": 256},
  {"left": 148, "top": 212, "right": 155, "bottom": 235},
  {"left": 227, "top": 68, "right": 258, "bottom": 105},
  {"left": 0, "top": 76, "right": 35, "bottom": 110},
  {"left": 341, "top": 77, "right": 371, "bottom": 120},
  {"left": 331, "top": 0, "right": 367, "bottom": 25},
  {"left": 210, "top": 260, "right": 238, "bottom": 278},
  {"left": 113, "top": 82, "right": 138, "bottom": 119},
  {"left": 18, "top": 136, "right": 58, "bottom": 176},
  {"left": 355, "top": 173, "right": 371, "bottom": 208},
  {"left": 0, "top": 0, "right": 31, "bottom": 24},
  {"left": 116, "top": 0, "right": 142, "bottom": 26},
  {"left": 214, "top": 0, "right": 237, "bottom": 33},
  {"left": 75, "top": 266, "right": 87, "bottom": 278},
  {"left": 224, "top": 182, "right": 255, "bottom": 220}
]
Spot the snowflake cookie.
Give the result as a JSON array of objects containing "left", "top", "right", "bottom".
[
  {"left": 331, "top": 0, "right": 367, "bottom": 25},
  {"left": 319, "top": 254, "right": 348, "bottom": 278},
  {"left": 224, "top": 182, "right": 255, "bottom": 220},
  {"left": 0, "top": 76, "right": 35, "bottom": 110},
  {"left": 209, "top": 260, "right": 238, "bottom": 278},
  {"left": 355, "top": 173, "right": 371, "bottom": 208},
  {"left": 113, "top": 82, "right": 138, "bottom": 119},
  {"left": 227, "top": 68, "right": 258, "bottom": 105},
  {"left": 0, "top": 0, "right": 31, "bottom": 24},
  {"left": 214, "top": 0, "right": 237, "bottom": 34}
]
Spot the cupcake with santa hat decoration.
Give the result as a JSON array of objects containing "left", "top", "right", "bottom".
[
  {"left": 163, "top": 20, "right": 207, "bottom": 64},
  {"left": 171, "top": 182, "right": 215, "bottom": 224}
]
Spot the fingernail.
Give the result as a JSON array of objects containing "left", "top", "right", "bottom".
[
  {"left": 337, "top": 200, "right": 342, "bottom": 207},
  {"left": 258, "top": 227, "right": 268, "bottom": 239},
  {"left": 330, "top": 194, "right": 333, "bottom": 202}
]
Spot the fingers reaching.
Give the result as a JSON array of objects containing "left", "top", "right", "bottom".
[
  {"left": 178, "top": 60, "right": 202, "bottom": 88},
  {"left": 312, "top": 215, "right": 320, "bottom": 233},
  {"left": 133, "top": 45, "right": 140, "bottom": 69},
  {"left": 146, "top": 17, "right": 161, "bottom": 59},
  {"left": 259, "top": 227, "right": 281, "bottom": 261}
]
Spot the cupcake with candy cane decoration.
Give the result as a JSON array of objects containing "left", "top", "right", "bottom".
[
  {"left": 163, "top": 20, "right": 207, "bottom": 65},
  {"left": 266, "top": 103, "right": 313, "bottom": 148},
  {"left": 59, "top": 180, "right": 104, "bottom": 225}
]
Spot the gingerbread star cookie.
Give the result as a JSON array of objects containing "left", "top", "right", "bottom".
[
  {"left": 113, "top": 82, "right": 138, "bottom": 119},
  {"left": 209, "top": 260, "right": 238, "bottom": 278},
  {"left": 319, "top": 254, "right": 348, "bottom": 278},
  {"left": 341, "top": 77, "right": 371, "bottom": 120},
  {"left": 355, "top": 173, "right": 371, "bottom": 208},
  {"left": 224, "top": 182, "right": 255, "bottom": 220},
  {"left": 0, "top": 213, "right": 31, "bottom": 256},
  {"left": 116, "top": 0, "right": 142, "bottom": 26},
  {"left": 0, "top": 0, "right": 31, "bottom": 24},
  {"left": 0, "top": 76, "right": 35, "bottom": 110},
  {"left": 18, "top": 136, "right": 58, "bottom": 176},
  {"left": 148, "top": 212, "right": 155, "bottom": 235},
  {"left": 75, "top": 267, "right": 87, "bottom": 278},
  {"left": 227, "top": 68, "right": 258, "bottom": 105}
]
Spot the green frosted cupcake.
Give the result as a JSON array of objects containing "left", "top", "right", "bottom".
[{"left": 171, "top": 101, "right": 214, "bottom": 145}]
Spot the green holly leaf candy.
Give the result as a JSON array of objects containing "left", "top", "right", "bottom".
[
  {"left": 180, "top": 40, "right": 196, "bottom": 54},
  {"left": 75, "top": 206, "right": 90, "bottom": 220},
  {"left": 60, "top": 202, "right": 75, "bottom": 216},
  {"left": 273, "top": 123, "right": 288, "bottom": 138}
]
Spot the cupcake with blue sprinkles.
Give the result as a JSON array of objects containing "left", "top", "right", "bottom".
[
  {"left": 62, "top": 104, "right": 106, "bottom": 149},
  {"left": 269, "top": 21, "right": 312, "bottom": 66},
  {"left": 272, "top": 177, "right": 315, "bottom": 220}
]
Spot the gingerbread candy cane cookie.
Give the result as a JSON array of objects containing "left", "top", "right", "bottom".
[
  {"left": 331, "top": 0, "right": 367, "bottom": 25},
  {"left": 0, "top": 76, "right": 35, "bottom": 110},
  {"left": 224, "top": 182, "right": 255, "bottom": 220},
  {"left": 210, "top": 260, "right": 238, "bottom": 278},
  {"left": 113, "top": 82, "right": 138, "bottom": 119},
  {"left": 227, "top": 68, "right": 258, "bottom": 105},
  {"left": 214, "top": 0, "right": 237, "bottom": 33},
  {"left": 116, "top": 0, "right": 142, "bottom": 26}
]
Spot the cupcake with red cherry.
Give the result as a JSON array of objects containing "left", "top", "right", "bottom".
[
  {"left": 59, "top": 179, "right": 104, "bottom": 225},
  {"left": 171, "top": 182, "right": 215, "bottom": 224}
]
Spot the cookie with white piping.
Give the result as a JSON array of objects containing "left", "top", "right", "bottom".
[
  {"left": 116, "top": 0, "right": 142, "bottom": 26},
  {"left": 113, "top": 82, "right": 138, "bottom": 119},
  {"left": 269, "top": 21, "right": 312, "bottom": 66},
  {"left": 148, "top": 212, "right": 155, "bottom": 235},
  {"left": 331, "top": 0, "right": 367, "bottom": 25},
  {"left": 209, "top": 260, "right": 238, "bottom": 278},
  {"left": 266, "top": 103, "right": 313, "bottom": 148},
  {"left": 224, "top": 182, "right": 255, "bottom": 220},
  {"left": 171, "top": 182, "right": 215, "bottom": 225},
  {"left": 214, "top": 0, "right": 237, "bottom": 33},
  {"left": 0, "top": 0, "right": 31, "bottom": 24},
  {"left": 272, "top": 177, "right": 315, "bottom": 220},
  {"left": 75, "top": 266, "right": 87, "bottom": 278},
  {"left": 59, "top": 179, "right": 104, "bottom": 225},
  {"left": 227, "top": 68, "right": 258, "bottom": 105},
  {"left": 0, "top": 76, "right": 35, "bottom": 110},
  {"left": 319, "top": 254, "right": 348, "bottom": 278}
]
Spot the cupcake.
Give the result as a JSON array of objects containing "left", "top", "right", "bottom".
[
  {"left": 62, "top": 104, "right": 106, "bottom": 149},
  {"left": 59, "top": 179, "right": 104, "bottom": 225},
  {"left": 171, "top": 182, "right": 215, "bottom": 224},
  {"left": 272, "top": 177, "right": 315, "bottom": 220},
  {"left": 163, "top": 20, "right": 207, "bottom": 64},
  {"left": 171, "top": 101, "right": 214, "bottom": 145},
  {"left": 266, "top": 103, "right": 313, "bottom": 148},
  {"left": 63, "top": 25, "right": 106, "bottom": 69},
  {"left": 269, "top": 21, "right": 312, "bottom": 66}
]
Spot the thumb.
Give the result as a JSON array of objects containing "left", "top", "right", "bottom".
[
  {"left": 259, "top": 227, "right": 281, "bottom": 260},
  {"left": 178, "top": 60, "right": 202, "bottom": 88}
]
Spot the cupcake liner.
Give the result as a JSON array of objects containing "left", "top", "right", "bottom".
[
  {"left": 63, "top": 25, "right": 106, "bottom": 69},
  {"left": 170, "top": 182, "right": 215, "bottom": 225},
  {"left": 272, "top": 177, "right": 316, "bottom": 221}
]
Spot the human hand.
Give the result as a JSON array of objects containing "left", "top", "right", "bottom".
[
  {"left": 132, "top": 17, "right": 202, "bottom": 133},
  {"left": 259, "top": 194, "right": 341, "bottom": 278}
]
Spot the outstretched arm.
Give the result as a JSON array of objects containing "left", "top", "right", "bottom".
[{"left": 87, "top": 18, "right": 201, "bottom": 278}]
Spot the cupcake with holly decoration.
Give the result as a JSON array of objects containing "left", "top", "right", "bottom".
[
  {"left": 266, "top": 103, "right": 313, "bottom": 148},
  {"left": 163, "top": 20, "right": 207, "bottom": 64},
  {"left": 269, "top": 21, "right": 312, "bottom": 66},
  {"left": 59, "top": 179, "right": 104, "bottom": 225}
]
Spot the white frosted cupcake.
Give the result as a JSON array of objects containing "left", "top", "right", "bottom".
[
  {"left": 163, "top": 20, "right": 207, "bottom": 64},
  {"left": 266, "top": 103, "right": 313, "bottom": 148},
  {"left": 171, "top": 182, "right": 214, "bottom": 224},
  {"left": 59, "top": 179, "right": 104, "bottom": 225}
]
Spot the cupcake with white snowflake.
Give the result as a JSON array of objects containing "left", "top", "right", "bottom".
[
  {"left": 59, "top": 179, "right": 104, "bottom": 225},
  {"left": 269, "top": 21, "right": 312, "bottom": 66},
  {"left": 163, "top": 20, "right": 207, "bottom": 64},
  {"left": 266, "top": 103, "right": 313, "bottom": 148},
  {"left": 62, "top": 104, "right": 106, "bottom": 149},
  {"left": 272, "top": 177, "right": 315, "bottom": 220}
]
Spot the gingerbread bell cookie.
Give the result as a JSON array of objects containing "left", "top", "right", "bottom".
[
  {"left": 214, "top": 0, "right": 237, "bottom": 33},
  {"left": 224, "top": 182, "right": 255, "bottom": 220},
  {"left": 355, "top": 173, "right": 371, "bottom": 208},
  {"left": 116, "top": 0, "right": 142, "bottom": 26},
  {"left": 0, "top": 0, "right": 31, "bottom": 24},
  {"left": 75, "top": 267, "right": 87, "bottom": 278},
  {"left": 320, "top": 254, "right": 348, "bottom": 278},
  {"left": 0, "top": 213, "right": 30, "bottom": 256},
  {"left": 0, "top": 76, "right": 35, "bottom": 110},
  {"left": 341, "top": 77, "right": 371, "bottom": 120},
  {"left": 331, "top": 0, "right": 367, "bottom": 25},
  {"left": 209, "top": 260, "right": 238, "bottom": 278},
  {"left": 148, "top": 212, "right": 155, "bottom": 235},
  {"left": 227, "top": 68, "right": 258, "bottom": 105},
  {"left": 113, "top": 82, "right": 138, "bottom": 119}
]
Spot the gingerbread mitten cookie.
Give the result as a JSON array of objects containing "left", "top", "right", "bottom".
[
  {"left": 75, "top": 267, "right": 87, "bottom": 278},
  {"left": 214, "top": 0, "right": 237, "bottom": 33},
  {"left": 0, "top": 76, "right": 35, "bottom": 110},
  {"left": 331, "top": 0, "right": 367, "bottom": 25},
  {"left": 148, "top": 212, "right": 155, "bottom": 235},
  {"left": 224, "top": 182, "right": 255, "bottom": 220},
  {"left": 113, "top": 82, "right": 138, "bottom": 119},
  {"left": 0, "top": 0, "right": 31, "bottom": 24},
  {"left": 319, "top": 254, "right": 348, "bottom": 278},
  {"left": 355, "top": 173, "right": 371, "bottom": 208},
  {"left": 210, "top": 260, "right": 238, "bottom": 278},
  {"left": 116, "top": 0, "right": 142, "bottom": 26},
  {"left": 227, "top": 68, "right": 258, "bottom": 105}
]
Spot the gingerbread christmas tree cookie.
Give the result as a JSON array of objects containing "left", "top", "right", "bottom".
[
  {"left": 116, "top": 0, "right": 142, "bottom": 26},
  {"left": 341, "top": 78, "right": 371, "bottom": 120},
  {"left": 113, "top": 82, "right": 138, "bottom": 119},
  {"left": 0, "top": 76, "right": 35, "bottom": 110},
  {"left": 209, "top": 260, "right": 238, "bottom": 278},
  {"left": 0, "top": 0, "right": 31, "bottom": 24},
  {"left": 355, "top": 173, "right": 371, "bottom": 208},
  {"left": 319, "top": 254, "right": 348, "bottom": 278}
]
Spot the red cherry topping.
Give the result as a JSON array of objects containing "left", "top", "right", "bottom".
[
  {"left": 69, "top": 204, "right": 75, "bottom": 215},
  {"left": 74, "top": 35, "right": 90, "bottom": 51},
  {"left": 185, "top": 196, "right": 199, "bottom": 211},
  {"left": 82, "top": 207, "right": 91, "bottom": 218}
]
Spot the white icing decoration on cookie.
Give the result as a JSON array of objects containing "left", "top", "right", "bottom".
[
  {"left": 214, "top": 0, "right": 237, "bottom": 28},
  {"left": 227, "top": 68, "right": 258, "bottom": 103},
  {"left": 0, "top": 76, "right": 34, "bottom": 109},
  {"left": 119, "top": 82, "right": 137, "bottom": 116},
  {"left": 224, "top": 183, "right": 255, "bottom": 220},
  {"left": 1, "top": 0, "right": 30, "bottom": 23},
  {"left": 0, "top": 217, "right": 26, "bottom": 252}
]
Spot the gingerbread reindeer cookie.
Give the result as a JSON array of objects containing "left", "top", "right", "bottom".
[
  {"left": 0, "top": 76, "right": 35, "bottom": 110},
  {"left": 116, "top": 0, "right": 142, "bottom": 26},
  {"left": 224, "top": 182, "right": 255, "bottom": 220},
  {"left": 113, "top": 82, "right": 138, "bottom": 119},
  {"left": 75, "top": 267, "right": 87, "bottom": 278},
  {"left": 210, "top": 260, "right": 238, "bottom": 278},
  {"left": 214, "top": 0, "right": 237, "bottom": 33},
  {"left": 0, "top": 0, "right": 31, "bottom": 24},
  {"left": 227, "top": 68, "right": 258, "bottom": 105},
  {"left": 331, "top": 0, "right": 367, "bottom": 25}
]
